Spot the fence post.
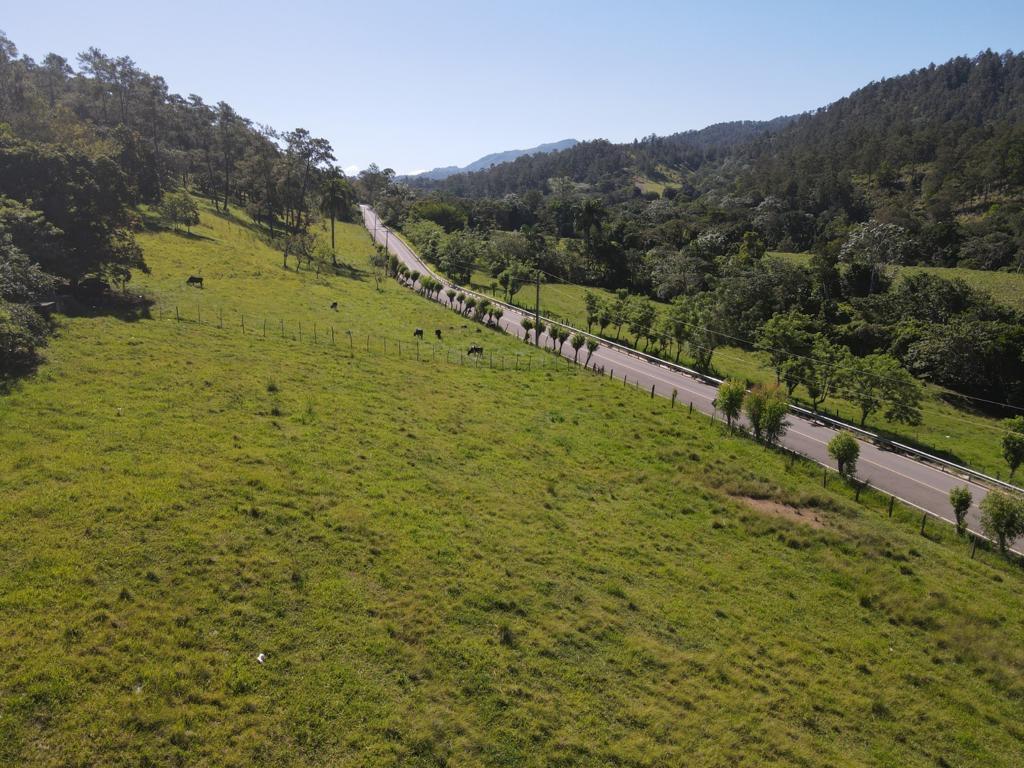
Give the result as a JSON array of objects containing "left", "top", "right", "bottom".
[
  {"left": 175, "top": 306, "right": 180, "bottom": 322},
  {"left": 241, "top": 314, "right": 245, "bottom": 333},
  {"left": 348, "top": 330, "right": 354, "bottom": 355},
  {"left": 650, "top": 384, "right": 655, "bottom": 399},
  {"left": 313, "top": 324, "right": 317, "bottom": 344},
  {"left": 671, "top": 389, "right": 677, "bottom": 407},
  {"left": 331, "top": 327, "right": 335, "bottom": 345},
  {"left": 920, "top": 512, "right": 928, "bottom": 535},
  {"left": 971, "top": 536, "right": 978, "bottom": 559},
  {"left": 855, "top": 482, "right": 862, "bottom": 502},
  {"left": 888, "top": 496, "right": 895, "bottom": 518},
  {"left": 299, "top": 322, "right": 302, "bottom": 342},
  {"left": 197, "top": 304, "right": 201, "bottom": 324},
  {"left": 263, "top": 319, "right": 266, "bottom": 337},
  {"left": 219, "top": 308, "right": 223, "bottom": 329},
  {"left": 366, "top": 335, "right": 370, "bottom": 352},
  {"left": 689, "top": 401, "right": 693, "bottom": 415},
  {"left": 416, "top": 342, "right": 420, "bottom": 361},
  {"left": 623, "top": 374, "right": 627, "bottom": 386},
  {"left": 609, "top": 368, "right": 614, "bottom": 380},
  {"left": 822, "top": 469, "right": 828, "bottom": 488}
]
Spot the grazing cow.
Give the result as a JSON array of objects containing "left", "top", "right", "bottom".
[
  {"left": 330, "top": 301, "right": 338, "bottom": 310},
  {"left": 186, "top": 275, "right": 204, "bottom": 288},
  {"left": 413, "top": 328, "right": 424, "bottom": 339},
  {"left": 435, "top": 329, "right": 442, "bottom": 340},
  {"left": 467, "top": 344, "right": 484, "bottom": 356}
]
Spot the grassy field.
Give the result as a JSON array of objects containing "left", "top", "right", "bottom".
[
  {"left": 457, "top": 260, "right": 1016, "bottom": 478},
  {"left": 3, "top": 202, "right": 1024, "bottom": 766}
]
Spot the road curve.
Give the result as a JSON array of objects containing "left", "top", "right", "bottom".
[{"left": 362, "top": 205, "right": 1020, "bottom": 551}]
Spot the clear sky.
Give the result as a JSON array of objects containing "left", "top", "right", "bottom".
[{"left": 3, "top": 1, "right": 1022, "bottom": 175}]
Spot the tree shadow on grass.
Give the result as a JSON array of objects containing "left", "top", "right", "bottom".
[{"left": 61, "top": 291, "right": 154, "bottom": 322}]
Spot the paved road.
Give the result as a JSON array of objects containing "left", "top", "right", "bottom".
[{"left": 363, "top": 206, "right": 1018, "bottom": 549}]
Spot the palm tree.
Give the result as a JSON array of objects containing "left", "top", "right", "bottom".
[
  {"left": 570, "top": 332, "right": 585, "bottom": 363},
  {"left": 574, "top": 197, "right": 606, "bottom": 257},
  {"left": 445, "top": 288, "right": 456, "bottom": 306},
  {"left": 319, "top": 169, "right": 353, "bottom": 259}
]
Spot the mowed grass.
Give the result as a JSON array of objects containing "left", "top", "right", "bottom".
[
  {"left": 2, "top": 204, "right": 1024, "bottom": 766},
  {"left": 455, "top": 256, "right": 1015, "bottom": 478}
]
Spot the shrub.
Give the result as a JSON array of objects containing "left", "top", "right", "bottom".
[{"left": 828, "top": 432, "right": 860, "bottom": 478}]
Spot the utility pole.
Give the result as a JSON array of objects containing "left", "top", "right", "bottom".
[{"left": 534, "top": 270, "right": 541, "bottom": 347}]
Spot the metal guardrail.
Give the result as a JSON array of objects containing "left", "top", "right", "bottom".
[{"left": 364, "top": 207, "right": 1024, "bottom": 498}]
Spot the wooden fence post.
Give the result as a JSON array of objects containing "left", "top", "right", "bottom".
[
  {"left": 175, "top": 306, "right": 180, "bottom": 322},
  {"left": 888, "top": 496, "right": 895, "bottom": 518},
  {"left": 650, "top": 384, "right": 655, "bottom": 398},
  {"left": 263, "top": 319, "right": 267, "bottom": 337},
  {"left": 219, "top": 307, "right": 223, "bottom": 329},
  {"left": 689, "top": 401, "right": 693, "bottom": 415},
  {"left": 671, "top": 389, "right": 677, "bottom": 407},
  {"left": 822, "top": 469, "right": 828, "bottom": 488},
  {"left": 313, "top": 324, "right": 317, "bottom": 344},
  {"left": 920, "top": 512, "right": 928, "bottom": 535},
  {"left": 971, "top": 536, "right": 978, "bottom": 559}
]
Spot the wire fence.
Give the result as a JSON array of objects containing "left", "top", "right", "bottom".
[{"left": 151, "top": 299, "right": 585, "bottom": 374}]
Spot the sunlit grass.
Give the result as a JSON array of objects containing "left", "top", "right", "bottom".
[{"left": 1, "top": 200, "right": 1023, "bottom": 766}]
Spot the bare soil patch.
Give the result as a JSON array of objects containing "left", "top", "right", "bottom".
[{"left": 735, "top": 496, "right": 826, "bottom": 529}]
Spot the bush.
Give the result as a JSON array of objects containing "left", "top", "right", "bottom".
[
  {"left": 979, "top": 491, "right": 1024, "bottom": 554},
  {"left": 948, "top": 486, "right": 972, "bottom": 536},
  {"left": 828, "top": 432, "right": 860, "bottom": 478}
]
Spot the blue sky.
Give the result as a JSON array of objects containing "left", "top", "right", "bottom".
[{"left": 4, "top": 1, "right": 1022, "bottom": 174}]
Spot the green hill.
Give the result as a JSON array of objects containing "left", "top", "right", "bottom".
[{"left": 2, "top": 202, "right": 1024, "bottom": 766}]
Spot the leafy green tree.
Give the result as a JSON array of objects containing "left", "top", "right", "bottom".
[
  {"left": 585, "top": 338, "right": 599, "bottom": 367},
  {"left": 556, "top": 328, "right": 570, "bottom": 355},
  {"left": 520, "top": 316, "right": 534, "bottom": 343},
  {"left": 445, "top": 287, "right": 456, "bottom": 306},
  {"left": 745, "top": 384, "right": 789, "bottom": 444},
  {"left": 838, "top": 220, "right": 910, "bottom": 294},
  {"left": 628, "top": 299, "right": 657, "bottom": 350},
  {"left": 570, "top": 332, "right": 585, "bottom": 363},
  {"left": 828, "top": 432, "right": 860, "bottom": 478},
  {"left": 756, "top": 311, "right": 817, "bottom": 385},
  {"left": 979, "top": 491, "right": 1024, "bottom": 554},
  {"left": 804, "top": 336, "right": 852, "bottom": 412},
  {"left": 842, "top": 353, "right": 922, "bottom": 427},
  {"left": 948, "top": 486, "right": 973, "bottom": 536},
  {"left": 438, "top": 230, "right": 478, "bottom": 284},
  {"left": 497, "top": 262, "right": 531, "bottom": 302},
  {"left": 715, "top": 379, "right": 746, "bottom": 429},
  {"left": 158, "top": 190, "right": 200, "bottom": 233},
  {"left": 583, "top": 291, "right": 601, "bottom": 333},
  {"left": 1002, "top": 417, "right": 1024, "bottom": 478},
  {"left": 610, "top": 289, "right": 629, "bottom": 340}
]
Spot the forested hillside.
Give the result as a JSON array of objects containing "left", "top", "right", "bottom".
[{"left": 367, "top": 51, "right": 1024, "bottom": 422}]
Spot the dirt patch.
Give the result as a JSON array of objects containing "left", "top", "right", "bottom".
[{"left": 734, "top": 496, "right": 826, "bottom": 529}]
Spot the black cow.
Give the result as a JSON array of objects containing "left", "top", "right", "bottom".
[
  {"left": 413, "top": 328, "right": 424, "bottom": 339},
  {"left": 186, "top": 275, "right": 204, "bottom": 288},
  {"left": 467, "top": 344, "right": 484, "bottom": 356},
  {"left": 330, "top": 301, "right": 338, "bottom": 310},
  {"left": 434, "top": 329, "right": 442, "bottom": 340}
]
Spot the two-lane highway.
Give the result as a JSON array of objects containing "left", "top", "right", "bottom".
[{"left": 362, "top": 205, "right": 1019, "bottom": 549}]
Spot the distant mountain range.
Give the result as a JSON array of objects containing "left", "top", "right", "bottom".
[{"left": 408, "top": 139, "right": 579, "bottom": 180}]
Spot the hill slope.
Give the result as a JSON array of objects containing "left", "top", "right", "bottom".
[{"left": 1, "top": 201, "right": 1024, "bottom": 766}]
